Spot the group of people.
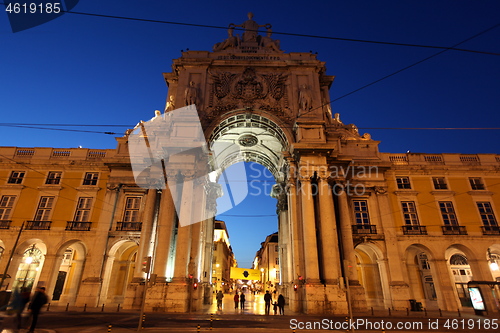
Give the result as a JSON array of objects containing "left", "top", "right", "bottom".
[
  {"left": 263, "top": 290, "right": 285, "bottom": 315},
  {"left": 216, "top": 289, "right": 286, "bottom": 315},
  {"left": 1, "top": 286, "right": 48, "bottom": 332},
  {"left": 233, "top": 292, "right": 246, "bottom": 309}
]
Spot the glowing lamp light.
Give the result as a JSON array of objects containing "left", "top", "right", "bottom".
[
  {"left": 489, "top": 261, "right": 499, "bottom": 271},
  {"left": 25, "top": 257, "right": 33, "bottom": 264}
]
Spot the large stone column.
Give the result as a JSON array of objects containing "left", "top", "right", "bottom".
[
  {"left": 317, "top": 176, "right": 340, "bottom": 283},
  {"left": 286, "top": 178, "right": 303, "bottom": 313},
  {"left": 299, "top": 171, "right": 325, "bottom": 314},
  {"left": 165, "top": 170, "right": 195, "bottom": 312},
  {"left": 299, "top": 174, "right": 320, "bottom": 283},
  {"left": 140, "top": 184, "right": 177, "bottom": 312},
  {"left": 152, "top": 191, "right": 175, "bottom": 280},
  {"left": 317, "top": 175, "right": 347, "bottom": 313}
]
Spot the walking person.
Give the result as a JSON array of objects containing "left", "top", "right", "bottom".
[
  {"left": 233, "top": 292, "right": 239, "bottom": 309},
  {"left": 216, "top": 290, "right": 224, "bottom": 310},
  {"left": 27, "top": 286, "right": 48, "bottom": 333},
  {"left": 277, "top": 294, "right": 285, "bottom": 315},
  {"left": 263, "top": 290, "right": 272, "bottom": 315},
  {"left": 239, "top": 292, "right": 245, "bottom": 310},
  {"left": 1, "top": 287, "right": 30, "bottom": 330}
]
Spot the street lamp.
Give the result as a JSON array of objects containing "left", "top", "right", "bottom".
[
  {"left": 488, "top": 249, "right": 499, "bottom": 271},
  {"left": 21, "top": 244, "right": 36, "bottom": 289}
]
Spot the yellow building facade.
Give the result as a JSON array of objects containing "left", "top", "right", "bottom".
[{"left": 0, "top": 15, "right": 499, "bottom": 315}]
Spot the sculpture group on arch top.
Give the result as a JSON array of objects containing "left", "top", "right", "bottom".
[{"left": 161, "top": 12, "right": 373, "bottom": 143}]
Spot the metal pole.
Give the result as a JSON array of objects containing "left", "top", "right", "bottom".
[
  {"left": 0, "top": 221, "right": 25, "bottom": 290},
  {"left": 344, "top": 273, "right": 354, "bottom": 333},
  {"left": 137, "top": 258, "right": 151, "bottom": 332}
]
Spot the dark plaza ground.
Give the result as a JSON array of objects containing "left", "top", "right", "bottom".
[{"left": 1, "top": 292, "right": 499, "bottom": 333}]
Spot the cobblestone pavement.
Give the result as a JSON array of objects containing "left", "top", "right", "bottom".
[{"left": 1, "top": 293, "right": 499, "bottom": 333}]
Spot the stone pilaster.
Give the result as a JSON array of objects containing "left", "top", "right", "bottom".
[
  {"left": 430, "top": 258, "right": 458, "bottom": 311},
  {"left": 336, "top": 182, "right": 367, "bottom": 311},
  {"left": 374, "top": 188, "right": 410, "bottom": 309},
  {"left": 76, "top": 184, "right": 120, "bottom": 307}
]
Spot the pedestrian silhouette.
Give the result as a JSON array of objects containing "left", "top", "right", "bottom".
[
  {"left": 234, "top": 292, "right": 239, "bottom": 309},
  {"left": 263, "top": 290, "right": 272, "bottom": 315},
  {"left": 216, "top": 290, "right": 224, "bottom": 310},
  {"left": 277, "top": 294, "right": 285, "bottom": 315},
  {"left": 239, "top": 292, "right": 245, "bottom": 310},
  {"left": 28, "top": 286, "right": 48, "bottom": 333}
]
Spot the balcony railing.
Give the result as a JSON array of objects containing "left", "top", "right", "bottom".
[
  {"left": 66, "top": 221, "right": 92, "bottom": 231},
  {"left": 402, "top": 225, "right": 427, "bottom": 235},
  {"left": 481, "top": 225, "right": 500, "bottom": 235},
  {"left": 352, "top": 224, "right": 377, "bottom": 234},
  {"left": 0, "top": 220, "right": 12, "bottom": 229},
  {"left": 442, "top": 225, "right": 467, "bottom": 235},
  {"left": 25, "top": 220, "right": 51, "bottom": 230},
  {"left": 116, "top": 221, "right": 142, "bottom": 231}
]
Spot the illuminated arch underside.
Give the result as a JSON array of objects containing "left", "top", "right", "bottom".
[{"left": 209, "top": 113, "right": 289, "bottom": 180}]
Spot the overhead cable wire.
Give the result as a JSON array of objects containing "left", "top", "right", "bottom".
[
  {"left": 52, "top": 9, "right": 500, "bottom": 56},
  {"left": 298, "top": 22, "right": 500, "bottom": 117}
]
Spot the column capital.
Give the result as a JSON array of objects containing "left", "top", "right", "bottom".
[
  {"left": 374, "top": 186, "right": 388, "bottom": 195},
  {"left": 181, "top": 170, "right": 196, "bottom": 180},
  {"left": 106, "top": 184, "right": 121, "bottom": 192}
]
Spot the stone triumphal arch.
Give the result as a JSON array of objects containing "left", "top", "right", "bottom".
[{"left": 106, "top": 14, "right": 386, "bottom": 314}]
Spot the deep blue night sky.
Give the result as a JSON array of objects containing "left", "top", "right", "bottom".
[{"left": 1, "top": 1, "right": 499, "bottom": 267}]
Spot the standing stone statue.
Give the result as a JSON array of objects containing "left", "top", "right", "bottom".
[
  {"left": 298, "top": 84, "right": 312, "bottom": 114},
  {"left": 165, "top": 95, "right": 175, "bottom": 111},
  {"left": 185, "top": 81, "right": 198, "bottom": 106}
]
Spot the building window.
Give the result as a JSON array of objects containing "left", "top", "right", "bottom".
[
  {"left": 7, "top": 171, "right": 25, "bottom": 184},
  {"left": 353, "top": 200, "right": 370, "bottom": 224},
  {"left": 432, "top": 177, "right": 448, "bottom": 190},
  {"left": 123, "top": 197, "right": 141, "bottom": 222},
  {"left": 83, "top": 172, "right": 98, "bottom": 185},
  {"left": 0, "top": 195, "right": 16, "bottom": 220},
  {"left": 401, "top": 201, "right": 419, "bottom": 225},
  {"left": 439, "top": 201, "right": 458, "bottom": 225},
  {"left": 477, "top": 202, "right": 498, "bottom": 226},
  {"left": 74, "top": 197, "right": 92, "bottom": 222},
  {"left": 275, "top": 258, "right": 279, "bottom": 265},
  {"left": 275, "top": 245, "right": 279, "bottom": 252},
  {"left": 418, "top": 253, "right": 431, "bottom": 270},
  {"left": 396, "top": 177, "right": 411, "bottom": 189},
  {"left": 469, "top": 177, "right": 485, "bottom": 190},
  {"left": 45, "top": 171, "right": 62, "bottom": 185},
  {"left": 34, "top": 196, "right": 55, "bottom": 221}
]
